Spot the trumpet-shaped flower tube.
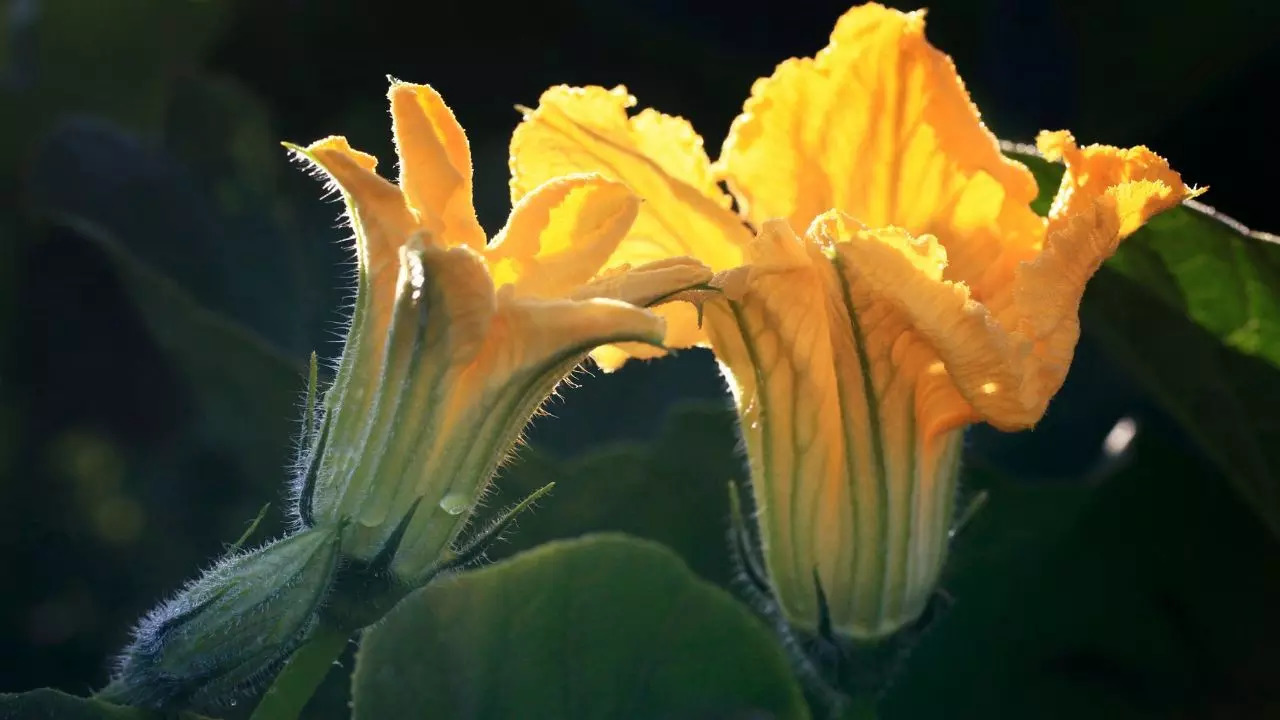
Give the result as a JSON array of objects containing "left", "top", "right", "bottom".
[
  {"left": 509, "top": 3, "right": 1198, "bottom": 638},
  {"left": 291, "top": 82, "right": 711, "bottom": 585}
]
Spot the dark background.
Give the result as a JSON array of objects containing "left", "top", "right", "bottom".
[{"left": 2, "top": 0, "right": 1278, "bottom": 712}]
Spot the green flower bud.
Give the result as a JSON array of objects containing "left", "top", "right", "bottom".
[{"left": 98, "top": 526, "right": 341, "bottom": 712}]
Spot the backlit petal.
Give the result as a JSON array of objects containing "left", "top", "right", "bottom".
[
  {"left": 318, "top": 239, "right": 673, "bottom": 576},
  {"left": 717, "top": 3, "right": 1043, "bottom": 302},
  {"left": 822, "top": 214, "right": 1039, "bottom": 431},
  {"left": 293, "top": 137, "right": 414, "bottom": 390},
  {"left": 1037, "top": 129, "right": 1203, "bottom": 235},
  {"left": 703, "top": 221, "right": 847, "bottom": 625},
  {"left": 706, "top": 217, "right": 966, "bottom": 637},
  {"left": 488, "top": 174, "right": 640, "bottom": 298},
  {"left": 388, "top": 82, "right": 487, "bottom": 250},
  {"left": 296, "top": 136, "right": 416, "bottom": 283},
  {"left": 630, "top": 108, "right": 730, "bottom": 207},
  {"left": 450, "top": 291, "right": 667, "bottom": 419},
  {"left": 510, "top": 85, "right": 751, "bottom": 272},
  {"left": 570, "top": 257, "right": 712, "bottom": 308},
  {"left": 324, "top": 240, "right": 497, "bottom": 532},
  {"left": 394, "top": 289, "right": 668, "bottom": 567},
  {"left": 1006, "top": 131, "right": 1203, "bottom": 406}
]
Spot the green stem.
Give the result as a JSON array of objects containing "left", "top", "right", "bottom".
[{"left": 250, "top": 623, "right": 351, "bottom": 720}]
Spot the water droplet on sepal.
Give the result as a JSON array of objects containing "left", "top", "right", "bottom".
[{"left": 438, "top": 491, "right": 471, "bottom": 516}]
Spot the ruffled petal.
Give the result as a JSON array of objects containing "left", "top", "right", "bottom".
[
  {"left": 488, "top": 174, "right": 640, "bottom": 298},
  {"left": 820, "top": 213, "right": 1039, "bottom": 431},
  {"left": 388, "top": 82, "right": 487, "bottom": 250},
  {"left": 509, "top": 85, "right": 752, "bottom": 272},
  {"left": 717, "top": 3, "right": 1043, "bottom": 302},
  {"left": 630, "top": 108, "right": 730, "bottom": 207},
  {"left": 1037, "top": 129, "right": 1203, "bottom": 235},
  {"left": 1004, "top": 131, "right": 1203, "bottom": 403}
]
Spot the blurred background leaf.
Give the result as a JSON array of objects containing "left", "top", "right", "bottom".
[
  {"left": 1, "top": 0, "right": 319, "bottom": 695},
  {"left": 25, "top": 119, "right": 306, "bottom": 491},
  {"left": 353, "top": 534, "right": 809, "bottom": 720}
]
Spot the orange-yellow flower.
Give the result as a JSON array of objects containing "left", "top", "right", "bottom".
[
  {"left": 290, "top": 82, "right": 711, "bottom": 584},
  {"left": 509, "top": 4, "right": 1199, "bottom": 638}
]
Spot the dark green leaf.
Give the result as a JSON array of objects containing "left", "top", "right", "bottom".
[
  {"left": 884, "top": 433, "right": 1280, "bottom": 719},
  {"left": 478, "top": 400, "right": 744, "bottom": 588},
  {"left": 353, "top": 534, "right": 809, "bottom": 720},
  {"left": 1006, "top": 143, "right": 1280, "bottom": 540},
  {"left": 0, "top": 688, "right": 213, "bottom": 720}
]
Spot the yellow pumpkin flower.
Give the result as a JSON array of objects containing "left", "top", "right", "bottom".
[
  {"left": 290, "top": 81, "right": 711, "bottom": 585},
  {"left": 509, "top": 3, "right": 1199, "bottom": 639}
]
